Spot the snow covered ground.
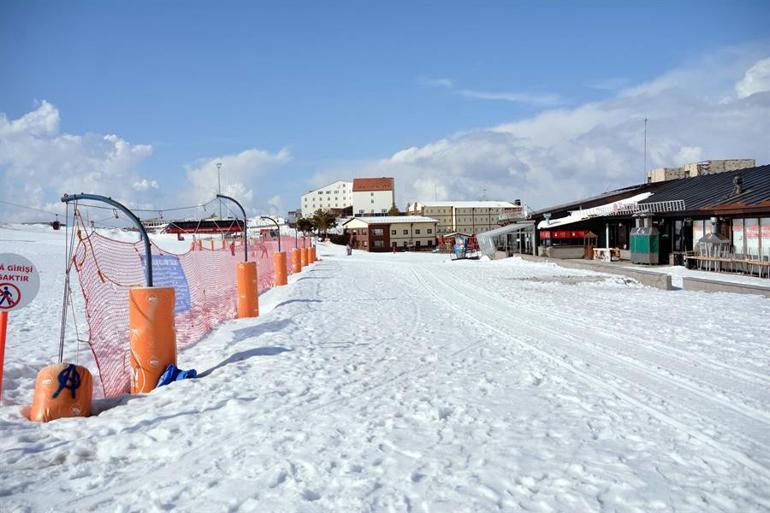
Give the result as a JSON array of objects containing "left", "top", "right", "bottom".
[{"left": 1, "top": 225, "right": 769, "bottom": 512}]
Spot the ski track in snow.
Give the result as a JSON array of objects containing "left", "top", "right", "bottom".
[{"left": 1, "top": 228, "right": 769, "bottom": 513}]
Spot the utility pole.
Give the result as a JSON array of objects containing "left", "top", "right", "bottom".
[
  {"left": 644, "top": 117, "right": 647, "bottom": 176},
  {"left": 216, "top": 162, "right": 223, "bottom": 218}
]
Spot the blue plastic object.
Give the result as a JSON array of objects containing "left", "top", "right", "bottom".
[{"left": 156, "top": 364, "right": 198, "bottom": 388}]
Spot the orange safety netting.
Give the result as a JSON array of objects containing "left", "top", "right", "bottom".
[{"left": 72, "top": 230, "right": 308, "bottom": 398}]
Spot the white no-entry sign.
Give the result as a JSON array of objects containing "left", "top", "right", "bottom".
[{"left": 0, "top": 253, "right": 40, "bottom": 312}]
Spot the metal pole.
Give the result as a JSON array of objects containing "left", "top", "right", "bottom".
[
  {"left": 644, "top": 118, "right": 647, "bottom": 174},
  {"left": 61, "top": 193, "right": 153, "bottom": 286},
  {"left": 216, "top": 194, "right": 248, "bottom": 261},
  {"left": 216, "top": 162, "right": 222, "bottom": 219},
  {"left": 260, "top": 216, "right": 282, "bottom": 253}
]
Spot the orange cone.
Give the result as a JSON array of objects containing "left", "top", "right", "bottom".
[
  {"left": 28, "top": 363, "right": 93, "bottom": 422},
  {"left": 129, "top": 287, "right": 177, "bottom": 394}
]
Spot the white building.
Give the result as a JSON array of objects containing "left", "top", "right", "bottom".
[
  {"left": 352, "top": 177, "right": 395, "bottom": 216},
  {"left": 407, "top": 200, "right": 523, "bottom": 235},
  {"left": 301, "top": 180, "right": 353, "bottom": 218}
]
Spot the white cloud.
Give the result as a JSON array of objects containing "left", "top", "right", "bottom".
[
  {"left": 420, "top": 76, "right": 560, "bottom": 106},
  {"left": 182, "top": 148, "right": 292, "bottom": 216},
  {"left": 132, "top": 179, "right": 159, "bottom": 191},
  {"left": 0, "top": 101, "right": 156, "bottom": 221},
  {"left": 587, "top": 77, "right": 630, "bottom": 91},
  {"left": 326, "top": 51, "right": 770, "bottom": 211},
  {"left": 457, "top": 89, "right": 561, "bottom": 106},
  {"left": 418, "top": 77, "right": 454, "bottom": 89},
  {"left": 735, "top": 57, "right": 770, "bottom": 98},
  {"left": 0, "top": 101, "right": 293, "bottom": 222}
]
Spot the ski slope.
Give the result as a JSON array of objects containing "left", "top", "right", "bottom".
[{"left": 1, "top": 228, "right": 769, "bottom": 512}]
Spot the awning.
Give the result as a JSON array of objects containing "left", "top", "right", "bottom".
[
  {"left": 537, "top": 192, "right": 653, "bottom": 229},
  {"left": 477, "top": 222, "right": 535, "bottom": 257}
]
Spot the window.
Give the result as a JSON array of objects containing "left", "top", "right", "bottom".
[
  {"left": 326, "top": 191, "right": 331, "bottom": 194},
  {"left": 381, "top": 209, "right": 387, "bottom": 213},
  {"left": 746, "top": 218, "right": 760, "bottom": 256},
  {"left": 416, "top": 241, "right": 421, "bottom": 248},
  {"left": 428, "top": 240, "right": 433, "bottom": 247},
  {"left": 732, "top": 219, "right": 745, "bottom": 255},
  {"left": 371, "top": 199, "right": 374, "bottom": 203},
  {"left": 415, "top": 229, "right": 421, "bottom": 234},
  {"left": 373, "top": 228, "right": 384, "bottom": 236},
  {"left": 403, "top": 229, "right": 408, "bottom": 235},
  {"left": 391, "top": 230, "right": 396, "bottom": 235},
  {"left": 318, "top": 191, "right": 323, "bottom": 195},
  {"left": 427, "top": 228, "right": 432, "bottom": 234},
  {"left": 373, "top": 240, "right": 384, "bottom": 248},
  {"left": 370, "top": 192, "right": 374, "bottom": 196},
  {"left": 762, "top": 218, "right": 770, "bottom": 257},
  {"left": 403, "top": 241, "right": 408, "bottom": 247}
]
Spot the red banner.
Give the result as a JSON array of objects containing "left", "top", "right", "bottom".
[{"left": 540, "top": 230, "right": 590, "bottom": 239}]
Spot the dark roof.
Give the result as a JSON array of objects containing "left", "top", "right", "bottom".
[{"left": 639, "top": 164, "right": 770, "bottom": 213}]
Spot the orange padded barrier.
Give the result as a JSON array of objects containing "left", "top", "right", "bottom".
[
  {"left": 310, "top": 247, "right": 317, "bottom": 263},
  {"left": 300, "top": 247, "right": 309, "bottom": 268},
  {"left": 129, "top": 287, "right": 177, "bottom": 394},
  {"left": 28, "top": 363, "right": 93, "bottom": 422},
  {"left": 236, "top": 261, "right": 259, "bottom": 318},
  {"left": 291, "top": 248, "right": 301, "bottom": 273},
  {"left": 274, "top": 252, "right": 288, "bottom": 286}
]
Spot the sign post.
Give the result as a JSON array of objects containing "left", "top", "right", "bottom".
[{"left": 0, "top": 253, "right": 40, "bottom": 400}]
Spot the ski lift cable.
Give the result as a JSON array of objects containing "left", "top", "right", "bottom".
[{"left": 0, "top": 199, "right": 60, "bottom": 216}]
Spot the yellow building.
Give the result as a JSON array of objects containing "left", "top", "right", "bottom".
[{"left": 407, "top": 201, "right": 523, "bottom": 235}]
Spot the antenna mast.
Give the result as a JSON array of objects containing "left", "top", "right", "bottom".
[{"left": 644, "top": 117, "right": 647, "bottom": 175}]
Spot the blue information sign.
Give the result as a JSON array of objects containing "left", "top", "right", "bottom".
[{"left": 139, "top": 255, "right": 191, "bottom": 313}]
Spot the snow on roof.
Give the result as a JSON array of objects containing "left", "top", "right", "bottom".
[
  {"left": 343, "top": 215, "right": 438, "bottom": 225},
  {"left": 416, "top": 201, "right": 517, "bottom": 208},
  {"left": 304, "top": 180, "right": 352, "bottom": 194},
  {"left": 352, "top": 177, "right": 394, "bottom": 192},
  {"left": 537, "top": 192, "right": 653, "bottom": 229}
]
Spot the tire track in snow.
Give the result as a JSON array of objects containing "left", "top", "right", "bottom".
[
  {"left": 502, "top": 274, "right": 770, "bottom": 389},
  {"left": 422, "top": 265, "right": 770, "bottom": 451},
  {"left": 471, "top": 260, "right": 770, "bottom": 387},
  {"left": 446, "top": 268, "right": 770, "bottom": 420},
  {"left": 412, "top": 265, "right": 770, "bottom": 480}
]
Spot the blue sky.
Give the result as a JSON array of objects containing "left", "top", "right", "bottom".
[{"left": 1, "top": 1, "right": 770, "bottom": 219}]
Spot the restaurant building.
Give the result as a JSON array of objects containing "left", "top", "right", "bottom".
[{"left": 529, "top": 163, "right": 770, "bottom": 271}]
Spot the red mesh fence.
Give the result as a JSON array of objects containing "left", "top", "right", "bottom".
[{"left": 72, "top": 230, "right": 308, "bottom": 398}]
